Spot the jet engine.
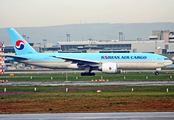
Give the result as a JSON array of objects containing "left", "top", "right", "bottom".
[{"left": 101, "top": 62, "right": 122, "bottom": 74}]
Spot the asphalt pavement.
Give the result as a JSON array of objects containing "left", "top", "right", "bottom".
[{"left": 0, "top": 112, "right": 174, "bottom": 120}]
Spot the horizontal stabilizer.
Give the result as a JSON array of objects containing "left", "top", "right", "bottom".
[{"left": 6, "top": 55, "right": 30, "bottom": 60}]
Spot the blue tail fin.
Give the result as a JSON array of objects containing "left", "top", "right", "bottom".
[{"left": 7, "top": 28, "right": 37, "bottom": 55}]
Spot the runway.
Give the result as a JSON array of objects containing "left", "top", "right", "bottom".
[
  {"left": 0, "top": 81, "right": 174, "bottom": 86},
  {"left": 0, "top": 112, "right": 174, "bottom": 120}
]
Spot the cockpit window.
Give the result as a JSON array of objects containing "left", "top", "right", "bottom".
[{"left": 164, "top": 58, "right": 170, "bottom": 60}]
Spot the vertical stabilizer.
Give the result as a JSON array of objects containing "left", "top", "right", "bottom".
[{"left": 6, "top": 28, "right": 37, "bottom": 55}]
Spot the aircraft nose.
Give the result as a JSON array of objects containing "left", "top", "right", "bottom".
[{"left": 166, "top": 60, "right": 173, "bottom": 66}]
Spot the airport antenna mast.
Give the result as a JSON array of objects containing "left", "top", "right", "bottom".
[{"left": 0, "top": 42, "right": 5, "bottom": 74}]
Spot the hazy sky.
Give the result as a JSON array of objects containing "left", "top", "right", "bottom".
[{"left": 0, "top": 0, "right": 174, "bottom": 28}]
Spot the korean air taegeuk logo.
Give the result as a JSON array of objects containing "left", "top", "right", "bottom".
[{"left": 15, "top": 40, "right": 25, "bottom": 50}]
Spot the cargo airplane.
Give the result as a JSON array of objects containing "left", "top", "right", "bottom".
[{"left": 6, "top": 28, "right": 172, "bottom": 76}]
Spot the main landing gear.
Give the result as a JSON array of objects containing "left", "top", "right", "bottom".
[
  {"left": 81, "top": 66, "right": 95, "bottom": 76},
  {"left": 81, "top": 72, "right": 95, "bottom": 76},
  {"left": 155, "top": 71, "right": 159, "bottom": 75}
]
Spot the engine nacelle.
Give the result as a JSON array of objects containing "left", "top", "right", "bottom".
[{"left": 101, "top": 62, "right": 122, "bottom": 74}]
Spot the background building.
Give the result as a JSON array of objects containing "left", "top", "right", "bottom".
[{"left": 149, "top": 30, "right": 174, "bottom": 43}]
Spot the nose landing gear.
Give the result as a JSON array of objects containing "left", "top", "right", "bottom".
[{"left": 155, "top": 71, "right": 159, "bottom": 75}]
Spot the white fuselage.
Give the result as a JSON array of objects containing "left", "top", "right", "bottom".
[{"left": 21, "top": 60, "right": 172, "bottom": 70}]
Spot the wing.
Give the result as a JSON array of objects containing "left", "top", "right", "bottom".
[{"left": 51, "top": 56, "right": 100, "bottom": 65}]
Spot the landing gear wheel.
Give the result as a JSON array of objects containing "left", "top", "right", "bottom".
[
  {"left": 90, "top": 73, "right": 95, "bottom": 76},
  {"left": 81, "top": 73, "right": 85, "bottom": 76},
  {"left": 81, "top": 72, "right": 95, "bottom": 76},
  {"left": 155, "top": 71, "right": 159, "bottom": 75}
]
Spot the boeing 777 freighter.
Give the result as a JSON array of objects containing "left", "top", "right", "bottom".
[{"left": 6, "top": 28, "right": 172, "bottom": 76}]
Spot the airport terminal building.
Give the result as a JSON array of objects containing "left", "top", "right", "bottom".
[
  {"left": 57, "top": 30, "right": 174, "bottom": 54},
  {"left": 57, "top": 40, "right": 171, "bottom": 54}
]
